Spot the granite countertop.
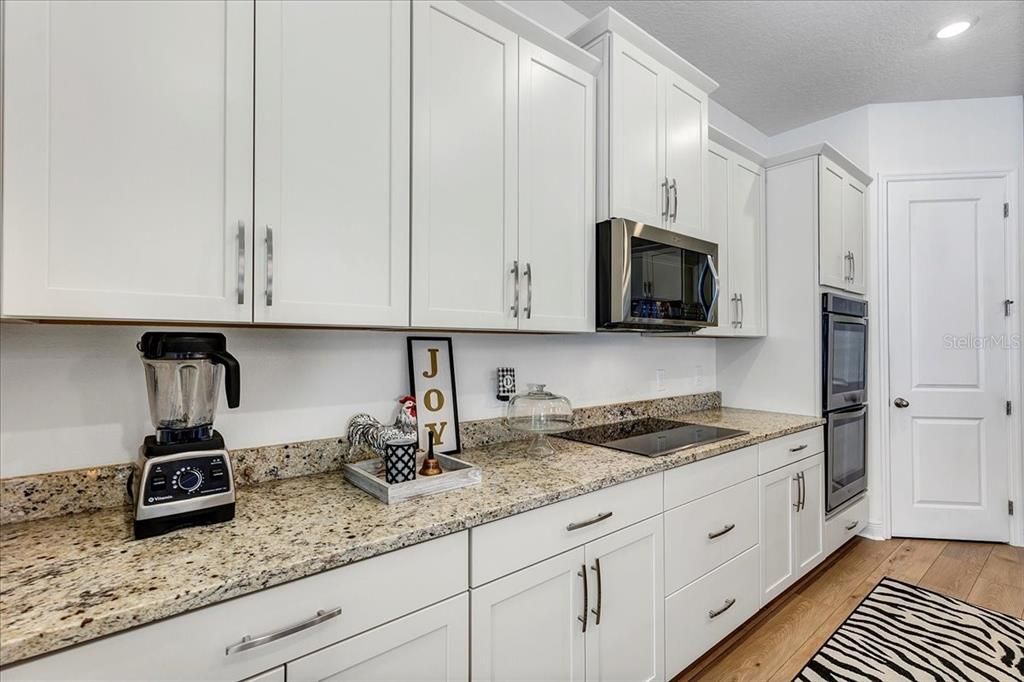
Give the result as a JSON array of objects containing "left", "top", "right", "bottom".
[{"left": 0, "top": 407, "right": 823, "bottom": 666}]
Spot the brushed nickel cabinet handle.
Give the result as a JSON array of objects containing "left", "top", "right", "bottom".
[
  {"left": 737, "top": 292, "right": 744, "bottom": 328},
  {"left": 709, "top": 598, "right": 736, "bottom": 619},
  {"left": 670, "top": 178, "right": 678, "bottom": 222},
  {"left": 799, "top": 471, "right": 806, "bottom": 512},
  {"left": 510, "top": 260, "right": 520, "bottom": 318},
  {"left": 524, "top": 263, "right": 533, "bottom": 319},
  {"left": 590, "top": 558, "right": 603, "bottom": 625},
  {"left": 845, "top": 520, "right": 859, "bottom": 531},
  {"left": 707, "top": 523, "right": 736, "bottom": 540},
  {"left": 662, "top": 177, "right": 670, "bottom": 219},
  {"left": 236, "top": 221, "right": 246, "bottom": 305},
  {"left": 789, "top": 443, "right": 808, "bottom": 453},
  {"left": 566, "top": 511, "right": 613, "bottom": 532},
  {"left": 264, "top": 225, "right": 274, "bottom": 307},
  {"left": 577, "top": 565, "right": 588, "bottom": 632},
  {"left": 225, "top": 606, "right": 342, "bottom": 655},
  {"left": 850, "top": 252, "right": 856, "bottom": 282}
]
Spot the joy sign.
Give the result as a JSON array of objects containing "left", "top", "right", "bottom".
[{"left": 407, "top": 337, "right": 462, "bottom": 454}]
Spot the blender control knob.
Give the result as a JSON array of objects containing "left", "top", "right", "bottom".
[{"left": 174, "top": 468, "right": 204, "bottom": 493}]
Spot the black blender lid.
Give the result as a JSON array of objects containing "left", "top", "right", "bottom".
[{"left": 137, "top": 332, "right": 229, "bottom": 358}]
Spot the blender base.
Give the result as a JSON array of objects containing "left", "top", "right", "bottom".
[{"left": 134, "top": 503, "right": 235, "bottom": 540}]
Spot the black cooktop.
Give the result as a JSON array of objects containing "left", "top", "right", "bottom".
[{"left": 557, "top": 417, "right": 748, "bottom": 457}]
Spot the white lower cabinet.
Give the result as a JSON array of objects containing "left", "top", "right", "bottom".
[
  {"left": 759, "top": 452, "right": 826, "bottom": 605},
  {"left": 244, "top": 668, "right": 285, "bottom": 682},
  {"left": 664, "top": 546, "right": 760, "bottom": 675},
  {"left": 471, "top": 547, "right": 586, "bottom": 682},
  {"left": 824, "top": 496, "right": 868, "bottom": 556},
  {"left": 288, "top": 594, "right": 468, "bottom": 682},
  {"left": 471, "top": 515, "right": 664, "bottom": 682}
]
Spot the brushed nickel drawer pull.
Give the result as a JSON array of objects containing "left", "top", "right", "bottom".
[
  {"left": 709, "top": 598, "right": 736, "bottom": 619},
  {"left": 707, "top": 523, "right": 736, "bottom": 540},
  {"left": 566, "top": 511, "right": 613, "bottom": 532},
  {"left": 225, "top": 606, "right": 343, "bottom": 655},
  {"left": 789, "top": 444, "right": 808, "bottom": 453},
  {"left": 845, "top": 520, "right": 859, "bottom": 531},
  {"left": 577, "top": 565, "right": 588, "bottom": 632}
]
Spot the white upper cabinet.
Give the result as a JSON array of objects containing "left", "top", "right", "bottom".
[
  {"left": 254, "top": 0, "right": 410, "bottom": 327},
  {"left": 570, "top": 9, "right": 717, "bottom": 238},
  {"left": 1, "top": 0, "right": 254, "bottom": 322},
  {"left": 517, "top": 41, "right": 596, "bottom": 333},
  {"left": 817, "top": 151, "right": 869, "bottom": 294},
  {"left": 700, "top": 133, "right": 766, "bottom": 337},
  {"left": 411, "top": 1, "right": 519, "bottom": 330}
]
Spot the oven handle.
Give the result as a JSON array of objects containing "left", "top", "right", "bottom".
[{"left": 702, "top": 254, "right": 720, "bottom": 322}]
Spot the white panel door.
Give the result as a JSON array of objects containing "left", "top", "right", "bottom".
[
  {"left": 818, "top": 159, "right": 847, "bottom": 290},
  {"left": 584, "top": 516, "right": 664, "bottom": 682},
  {"left": 1, "top": 0, "right": 253, "bottom": 322},
  {"left": 254, "top": 0, "right": 409, "bottom": 327},
  {"left": 663, "top": 74, "right": 706, "bottom": 238},
  {"left": 287, "top": 594, "right": 468, "bottom": 682},
  {"left": 843, "top": 177, "right": 867, "bottom": 294},
  {"left": 794, "top": 453, "right": 825, "bottom": 575},
  {"left": 517, "top": 40, "right": 595, "bottom": 333},
  {"left": 729, "top": 158, "right": 765, "bottom": 335},
  {"left": 758, "top": 461, "right": 799, "bottom": 605},
  {"left": 411, "top": 1, "right": 518, "bottom": 329},
  {"left": 470, "top": 548, "right": 586, "bottom": 682},
  {"left": 888, "top": 176, "right": 1011, "bottom": 541},
  {"left": 609, "top": 35, "right": 665, "bottom": 227}
]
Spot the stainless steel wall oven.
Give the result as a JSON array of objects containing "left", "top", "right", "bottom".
[{"left": 822, "top": 293, "right": 868, "bottom": 513}]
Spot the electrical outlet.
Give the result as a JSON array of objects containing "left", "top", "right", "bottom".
[{"left": 655, "top": 369, "right": 667, "bottom": 392}]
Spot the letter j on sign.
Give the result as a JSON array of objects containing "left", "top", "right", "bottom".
[{"left": 407, "top": 337, "right": 462, "bottom": 454}]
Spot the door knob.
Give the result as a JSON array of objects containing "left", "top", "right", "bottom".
[{"left": 893, "top": 398, "right": 910, "bottom": 408}]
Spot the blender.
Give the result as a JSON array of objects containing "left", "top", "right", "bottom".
[{"left": 130, "top": 332, "right": 241, "bottom": 539}]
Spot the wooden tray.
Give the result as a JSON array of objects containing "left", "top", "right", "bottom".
[{"left": 343, "top": 453, "right": 481, "bottom": 504}]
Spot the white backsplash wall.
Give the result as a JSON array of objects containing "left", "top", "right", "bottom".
[{"left": 0, "top": 323, "right": 716, "bottom": 477}]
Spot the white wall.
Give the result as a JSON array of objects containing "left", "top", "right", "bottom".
[
  {"left": 768, "top": 105, "right": 871, "bottom": 170},
  {"left": 0, "top": 323, "right": 715, "bottom": 477}
]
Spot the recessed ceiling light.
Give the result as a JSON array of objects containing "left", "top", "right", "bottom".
[{"left": 935, "top": 20, "right": 973, "bottom": 39}]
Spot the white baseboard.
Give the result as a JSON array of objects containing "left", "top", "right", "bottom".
[{"left": 859, "top": 522, "right": 888, "bottom": 541}]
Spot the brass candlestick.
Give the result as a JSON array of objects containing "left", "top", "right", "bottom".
[{"left": 418, "top": 439, "right": 443, "bottom": 476}]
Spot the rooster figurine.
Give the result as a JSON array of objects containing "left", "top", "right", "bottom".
[{"left": 347, "top": 395, "right": 418, "bottom": 457}]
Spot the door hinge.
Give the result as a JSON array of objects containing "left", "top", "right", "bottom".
[
  {"left": 1005, "top": 202, "right": 1011, "bottom": 218},
  {"left": 1008, "top": 401, "right": 1014, "bottom": 416},
  {"left": 1010, "top": 500, "right": 1015, "bottom": 516}
]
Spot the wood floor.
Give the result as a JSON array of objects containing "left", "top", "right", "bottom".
[{"left": 676, "top": 538, "right": 1024, "bottom": 681}]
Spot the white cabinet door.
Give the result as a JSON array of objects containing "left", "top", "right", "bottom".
[
  {"left": 244, "top": 668, "right": 285, "bottom": 682},
  {"left": 1, "top": 0, "right": 253, "bottom": 322},
  {"left": 608, "top": 35, "right": 665, "bottom": 227},
  {"left": 663, "top": 74, "right": 707, "bottom": 238},
  {"left": 254, "top": 0, "right": 409, "bottom": 327},
  {"left": 818, "top": 158, "right": 847, "bottom": 290},
  {"left": 843, "top": 177, "right": 867, "bottom": 294},
  {"left": 758, "top": 461, "right": 799, "bottom": 605},
  {"left": 795, "top": 454, "right": 826, "bottom": 576},
  {"left": 288, "top": 594, "right": 469, "bottom": 682},
  {"left": 471, "top": 548, "right": 586, "bottom": 682},
  {"left": 729, "top": 158, "right": 765, "bottom": 336},
  {"left": 517, "top": 40, "right": 595, "bottom": 333},
  {"left": 584, "top": 516, "right": 664, "bottom": 682},
  {"left": 707, "top": 145, "right": 732, "bottom": 330},
  {"left": 411, "top": 1, "right": 518, "bottom": 329}
]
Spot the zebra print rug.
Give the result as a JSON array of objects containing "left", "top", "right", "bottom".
[{"left": 796, "top": 577, "right": 1024, "bottom": 681}]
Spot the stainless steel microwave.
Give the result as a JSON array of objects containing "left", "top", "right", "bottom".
[{"left": 596, "top": 218, "right": 720, "bottom": 332}]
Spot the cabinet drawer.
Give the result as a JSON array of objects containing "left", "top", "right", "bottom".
[
  {"left": 664, "top": 446, "right": 757, "bottom": 510},
  {"left": 665, "top": 478, "right": 758, "bottom": 594},
  {"left": 665, "top": 546, "right": 760, "bottom": 677},
  {"left": 825, "top": 496, "right": 868, "bottom": 556},
  {"left": 757, "top": 427, "right": 823, "bottom": 474},
  {"left": 4, "top": 532, "right": 468, "bottom": 681},
  {"left": 471, "top": 474, "right": 662, "bottom": 586}
]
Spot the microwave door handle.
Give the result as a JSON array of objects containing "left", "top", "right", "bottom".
[{"left": 705, "top": 254, "right": 720, "bottom": 321}]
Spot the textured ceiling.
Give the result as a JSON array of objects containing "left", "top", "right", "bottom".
[{"left": 565, "top": 1, "right": 1024, "bottom": 134}]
